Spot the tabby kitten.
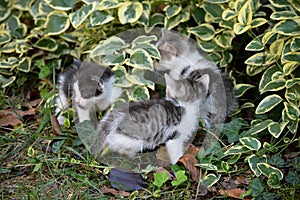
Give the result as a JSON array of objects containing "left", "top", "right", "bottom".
[
  {"left": 55, "top": 60, "right": 122, "bottom": 125},
  {"left": 155, "top": 29, "right": 237, "bottom": 128},
  {"left": 86, "top": 73, "right": 210, "bottom": 164}
]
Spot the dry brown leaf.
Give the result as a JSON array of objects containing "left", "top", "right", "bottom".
[
  {"left": 0, "top": 108, "right": 36, "bottom": 127},
  {"left": 234, "top": 176, "right": 251, "bottom": 185},
  {"left": 99, "top": 186, "right": 130, "bottom": 197},
  {"left": 185, "top": 144, "right": 201, "bottom": 156},
  {"left": 22, "top": 98, "right": 42, "bottom": 108},
  {"left": 178, "top": 154, "right": 200, "bottom": 182},
  {"left": 219, "top": 188, "right": 246, "bottom": 199},
  {"left": 51, "top": 114, "right": 62, "bottom": 134}
]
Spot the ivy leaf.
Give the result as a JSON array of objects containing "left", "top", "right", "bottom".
[
  {"left": 240, "top": 137, "right": 261, "bottom": 151},
  {"left": 258, "top": 65, "right": 281, "bottom": 91},
  {"left": 237, "top": 0, "right": 252, "bottom": 25},
  {"left": 224, "top": 145, "right": 251, "bottom": 155},
  {"left": 189, "top": 24, "right": 215, "bottom": 41},
  {"left": 171, "top": 170, "right": 188, "bottom": 186},
  {"left": 44, "top": 0, "right": 75, "bottom": 11},
  {"left": 255, "top": 94, "right": 283, "bottom": 114},
  {"left": 45, "top": 11, "right": 70, "bottom": 35},
  {"left": 118, "top": 1, "right": 143, "bottom": 24},
  {"left": 234, "top": 84, "right": 255, "bottom": 98},
  {"left": 153, "top": 171, "right": 169, "bottom": 188},
  {"left": 273, "top": 19, "right": 300, "bottom": 36},
  {"left": 283, "top": 102, "right": 300, "bottom": 120},
  {"left": 0, "top": 75, "right": 16, "bottom": 88},
  {"left": 164, "top": 4, "right": 182, "bottom": 18},
  {"left": 222, "top": 118, "right": 243, "bottom": 143},
  {"left": 127, "top": 49, "right": 153, "bottom": 70},
  {"left": 90, "top": 36, "right": 125, "bottom": 57},
  {"left": 127, "top": 86, "right": 149, "bottom": 101},
  {"left": 69, "top": 3, "right": 96, "bottom": 28},
  {"left": 245, "top": 34, "right": 264, "bottom": 51},
  {"left": 248, "top": 154, "right": 267, "bottom": 176},
  {"left": 248, "top": 178, "right": 265, "bottom": 197},
  {"left": 203, "top": 174, "right": 220, "bottom": 187},
  {"left": 90, "top": 10, "right": 114, "bottom": 26},
  {"left": 248, "top": 119, "right": 273, "bottom": 135},
  {"left": 260, "top": 79, "right": 286, "bottom": 94},
  {"left": 18, "top": 57, "right": 31, "bottom": 72},
  {"left": 34, "top": 37, "right": 58, "bottom": 51},
  {"left": 285, "top": 170, "right": 300, "bottom": 186},
  {"left": 257, "top": 163, "right": 283, "bottom": 180},
  {"left": 267, "top": 172, "right": 281, "bottom": 188},
  {"left": 268, "top": 121, "right": 288, "bottom": 138},
  {"left": 0, "top": 30, "right": 11, "bottom": 45},
  {"left": 132, "top": 43, "right": 161, "bottom": 59}
]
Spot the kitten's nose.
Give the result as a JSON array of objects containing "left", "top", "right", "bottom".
[{"left": 75, "top": 98, "right": 81, "bottom": 105}]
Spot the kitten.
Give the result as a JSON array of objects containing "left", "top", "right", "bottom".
[
  {"left": 86, "top": 73, "right": 210, "bottom": 164},
  {"left": 55, "top": 60, "right": 122, "bottom": 125},
  {"left": 155, "top": 29, "right": 237, "bottom": 128}
]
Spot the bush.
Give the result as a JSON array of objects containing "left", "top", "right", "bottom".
[{"left": 0, "top": 0, "right": 299, "bottom": 198}]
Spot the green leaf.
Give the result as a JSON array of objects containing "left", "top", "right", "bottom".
[
  {"left": 132, "top": 35, "right": 157, "bottom": 44},
  {"left": 203, "top": 3, "right": 223, "bottom": 23},
  {"left": 32, "top": 163, "right": 42, "bottom": 173},
  {"left": 164, "top": 8, "right": 190, "bottom": 30},
  {"left": 268, "top": 121, "right": 288, "bottom": 138},
  {"left": 0, "top": 75, "right": 16, "bottom": 88},
  {"left": 224, "top": 145, "right": 251, "bottom": 155},
  {"left": 257, "top": 163, "right": 283, "bottom": 180},
  {"left": 0, "top": 30, "right": 11, "bottom": 45},
  {"left": 215, "top": 30, "right": 235, "bottom": 48},
  {"left": 222, "top": 118, "right": 243, "bottom": 143},
  {"left": 255, "top": 94, "right": 283, "bottom": 114},
  {"left": 90, "top": 36, "right": 125, "bottom": 57},
  {"left": 203, "top": 174, "right": 220, "bottom": 187},
  {"left": 44, "top": 0, "right": 75, "bottom": 11},
  {"left": 34, "top": 37, "right": 58, "bottom": 51},
  {"left": 235, "top": 84, "right": 255, "bottom": 98},
  {"left": 127, "top": 49, "right": 153, "bottom": 70},
  {"left": 69, "top": 3, "right": 96, "bottom": 28},
  {"left": 51, "top": 140, "right": 64, "bottom": 154},
  {"left": 127, "top": 86, "right": 150, "bottom": 101},
  {"left": 246, "top": 34, "right": 264, "bottom": 51},
  {"left": 189, "top": 24, "right": 215, "bottom": 41},
  {"left": 234, "top": 23, "right": 251, "bottom": 35},
  {"left": 118, "top": 1, "right": 143, "bottom": 24},
  {"left": 267, "top": 172, "right": 281, "bottom": 188},
  {"left": 222, "top": 9, "right": 236, "bottom": 21},
  {"left": 98, "top": 0, "right": 120, "bottom": 10},
  {"left": 269, "top": 154, "right": 285, "bottom": 167},
  {"left": 164, "top": 4, "right": 182, "bottom": 18},
  {"left": 18, "top": 57, "right": 31, "bottom": 72},
  {"left": 245, "top": 52, "right": 275, "bottom": 66},
  {"left": 75, "top": 120, "right": 96, "bottom": 149},
  {"left": 271, "top": 11, "right": 297, "bottom": 20},
  {"left": 283, "top": 62, "right": 298, "bottom": 75},
  {"left": 248, "top": 178, "right": 265, "bottom": 197},
  {"left": 284, "top": 102, "right": 300, "bottom": 120},
  {"left": 171, "top": 170, "right": 188, "bottom": 186},
  {"left": 285, "top": 170, "right": 300, "bottom": 186},
  {"left": 198, "top": 39, "right": 218, "bottom": 52},
  {"left": 282, "top": 52, "right": 300, "bottom": 63},
  {"left": 251, "top": 18, "right": 268, "bottom": 28},
  {"left": 286, "top": 78, "right": 300, "bottom": 88},
  {"left": 27, "top": 146, "right": 35, "bottom": 157},
  {"left": 270, "top": 0, "right": 291, "bottom": 7},
  {"left": 260, "top": 79, "right": 286, "bottom": 94},
  {"left": 112, "top": 65, "right": 133, "bottom": 88},
  {"left": 153, "top": 171, "right": 169, "bottom": 188},
  {"left": 248, "top": 154, "right": 267, "bottom": 176},
  {"left": 132, "top": 43, "right": 161, "bottom": 59},
  {"left": 290, "top": 37, "right": 300, "bottom": 51},
  {"left": 273, "top": 19, "right": 300, "bottom": 36},
  {"left": 248, "top": 119, "right": 273, "bottom": 135},
  {"left": 237, "top": 0, "right": 252, "bottom": 25},
  {"left": 45, "top": 11, "right": 70, "bottom": 35},
  {"left": 90, "top": 10, "right": 114, "bottom": 26},
  {"left": 259, "top": 65, "right": 281, "bottom": 91},
  {"left": 127, "top": 68, "right": 154, "bottom": 90},
  {"left": 240, "top": 137, "right": 261, "bottom": 151},
  {"left": 147, "top": 13, "right": 164, "bottom": 29}
]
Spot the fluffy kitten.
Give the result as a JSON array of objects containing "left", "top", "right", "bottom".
[
  {"left": 155, "top": 29, "right": 237, "bottom": 128},
  {"left": 86, "top": 74, "right": 210, "bottom": 164},
  {"left": 55, "top": 60, "right": 122, "bottom": 125}
]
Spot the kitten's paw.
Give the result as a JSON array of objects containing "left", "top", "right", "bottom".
[{"left": 57, "top": 115, "right": 66, "bottom": 126}]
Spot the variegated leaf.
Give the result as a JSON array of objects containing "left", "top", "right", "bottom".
[{"left": 255, "top": 94, "right": 283, "bottom": 114}]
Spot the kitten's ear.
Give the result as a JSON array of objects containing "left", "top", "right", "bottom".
[
  {"left": 196, "top": 74, "right": 210, "bottom": 91},
  {"left": 73, "top": 59, "right": 82, "bottom": 69}
]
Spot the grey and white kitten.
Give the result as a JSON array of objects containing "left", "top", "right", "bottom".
[
  {"left": 87, "top": 74, "right": 210, "bottom": 164},
  {"left": 55, "top": 60, "right": 122, "bottom": 125},
  {"left": 155, "top": 29, "right": 237, "bottom": 128}
]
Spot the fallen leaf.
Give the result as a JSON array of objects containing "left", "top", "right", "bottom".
[
  {"left": 219, "top": 188, "right": 247, "bottom": 199},
  {"left": 0, "top": 108, "right": 36, "bottom": 127},
  {"left": 99, "top": 186, "right": 130, "bottom": 197},
  {"left": 51, "top": 114, "right": 62, "bottom": 134},
  {"left": 185, "top": 144, "right": 201, "bottom": 157},
  {"left": 178, "top": 154, "right": 200, "bottom": 182},
  {"left": 234, "top": 176, "right": 251, "bottom": 185},
  {"left": 22, "top": 98, "right": 42, "bottom": 108}
]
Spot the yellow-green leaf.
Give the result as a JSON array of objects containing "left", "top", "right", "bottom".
[
  {"left": 255, "top": 94, "right": 283, "bottom": 114},
  {"left": 90, "top": 36, "right": 125, "bottom": 57},
  {"left": 44, "top": 0, "right": 75, "bottom": 11},
  {"left": 245, "top": 52, "right": 275, "bottom": 66},
  {"left": 284, "top": 102, "right": 300, "bottom": 121},
  {"left": 260, "top": 79, "right": 286, "bottom": 94},
  {"left": 18, "top": 57, "right": 31, "bottom": 72},
  {"left": 0, "top": 30, "right": 11, "bottom": 45},
  {"left": 271, "top": 11, "right": 297, "bottom": 20},
  {"left": 251, "top": 18, "right": 268, "bottom": 28},
  {"left": 164, "top": 4, "right": 182, "bottom": 18},
  {"left": 98, "top": 0, "right": 121, "bottom": 10},
  {"left": 0, "top": 75, "right": 16, "bottom": 88},
  {"left": 34, "top": 37, "right": 58, "bottom": 51},
  {"left": 245, "top": 34, "right": 264, "bottom": 51},
  {"left": 233, "top": 23, "right": 251, "bottom": 35},
  {"left": 118, "top": 1, "right": 143, "bottom": 24},
  {"left": 237, "top": 0, "right": 252, "bottom": 25},
  {"left": 286, "top": 78, "right": 300, "bottom": 88},
  {"left": 257, "top": 163, "right": 283, "bottom": 180},
  {"left": 283, "top": 62, "right": 298, "bottom": 75},
  {"left": 234, "top": 83, "right": 255, "bottom": 98},
  {"left": 90, "top": 11, "right": 114, "bottom": 26},
  {"left": 270, "top": 39, "right": 284, "bottom": 58},
  {"left": 273, "top": 19, "right": 300, "bottom": 36},
  {"left": 259, "top": 65, "right": 281, "bottom": 91}
]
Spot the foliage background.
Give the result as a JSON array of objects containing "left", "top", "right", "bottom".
[{"left": 0, "top": 0, "right": 299, "bottom": 199}]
